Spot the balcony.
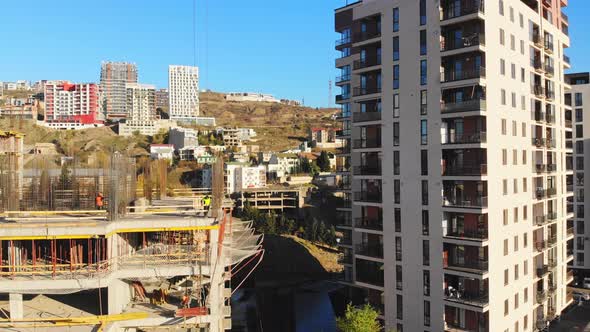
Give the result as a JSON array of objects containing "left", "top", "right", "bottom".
[
  {"left": 336, "top": 214, "right": 353, "bottom": 228},
  {"left": 335, "top": 94, "right": 350, "bottom": 103},
  {"left": 353, "top": 86, "right": 381, "bottom": 97},
  {"left": 441, "top": 67, "right": 486, "bottom": 83},
  {"left": 353, "top": 165, "right": 382, "bottom": 176},
  {"left": 441, "top": 33, "right": 485, "bottom": 52},
  {"left": 443, "top": 163, "right": 487, "bottom": 176},
  {"left": 356, "top": 243, "right": 384, "bottom": 259},
  {"left": 353, "top": 31, "right": 381, "bottom": 44},
  {"left": 532, "top": 59, "right": 544, "bottom": 72},
  {"left": 544, "top": 64, "right": 555, "bottom": 76},
  {"left": 441, "top": 98, "right": 486, "bottom": 114},
  {"left": 336, "top": 74, "right": 351, "bottom": 84},
  {"left": 355, "top": 217, "right": 383, "bottom": 231},
  {"left": 353, "top": 58, "right": 382, "bottom": 70},
  {"left": 536, "top": 265, "right": 550, "bottom": 278},
  {"left": 353, "top": 138, "right": 381, "bottom": 149},
  {"left": 535, "top": 187, "right": 547, "bottom": 199},
  {"left": 547, "top": 187, "right": 557, "bottom": 197},
  {"left": 532, "top": 137, "right": 545, "bottom": 148},
  {"left": 533, "top": 109, "right": 545, "bottom": 122},
  {"left": 442, "top": 131, "right": 487, "bottom": 145},
  {"left": 532, "top": 32, "right": 543, "bottom": 48},
  {"left": 444, "top": 228, "right": 488, "bottom": 241},
  {"left": 444, "top": 281, "right": 489, "bottom": 307},
  {"left": 335, "top": 36, "right": 351, "bottom": 48},
  {"left": 544, "top": 41, "right": 554, "bottom": 53},
  {"left": 338, "top": 254, "right": 353, "bottom": 265},
  {"left": 440, "top": 0, "right": 485, "bottom": 21},
  {"left": 353, "top": 191, "right": 382, "bottom": 204},
  {"left": 536, "top": 290, "right": 548, "bottom": 304},
  {"left": 532, "top": 85, "right": 546, "bottom": 98},
  {"left": 443, "top": 195, "right": 488, "bottom": 209},
  {"left": 445, "top": 258, "right": 489, "bottom": 274},
  {"left": 353, "top": 111, "right": 381, "bottom": 123},
  {"left": 567, "top": 227, "right": 575, "bottom": 237},
  {"left": 356, "top": 259, "right": 384, "bottom": 287},
  {"left": 564, "top": 55, "right": 571, "bottom": 65}
]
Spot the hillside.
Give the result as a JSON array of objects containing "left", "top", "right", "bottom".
[{"left": 199, "top": 92, "right": 339, "bottom": 151}]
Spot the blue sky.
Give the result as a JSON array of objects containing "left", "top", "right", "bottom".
[{"left": 0, "top": 0, "right": 588, "bottom": 107}]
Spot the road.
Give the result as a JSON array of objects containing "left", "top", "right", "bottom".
[{"left": 549, "top": 300, "right": 590, "bottom": 332}]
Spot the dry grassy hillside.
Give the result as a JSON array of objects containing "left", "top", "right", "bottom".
[{"left": 199, "top": 92, "right": 339, "bottom": 151}]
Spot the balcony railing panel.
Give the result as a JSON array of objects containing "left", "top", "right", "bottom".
[
  {"left": 443, "top": 131, "right": 487, "bottom": 144},
  {"left": 441, "top": 98, "right": 486, "bottom": 113},
  {"left": 443, "top": 195, "right": 488, "bottom": 208},
  {"left": 441, "top": 67, "right": 486, "bottom": 83},
  {"left": 352, "top": 111, "right": 381, "bottom": 123},
  {"left": 441, "top": 0, "right": 485, "bottom": 21},
  {"left": 441, "top": 33, "right": 485, "bottom": 52},
  {"left": 443, "top": 163, "right": 487, "bottom": 176}
]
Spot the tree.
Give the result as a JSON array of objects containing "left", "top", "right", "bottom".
[
  {"left": 316, "top": 151, "right": 331, "bottom": 172},
  {"left": 336, "top": 304, "right": 381, "bottom": 332}
]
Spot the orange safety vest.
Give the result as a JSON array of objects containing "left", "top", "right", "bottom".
[{"left": 96, "top": 195, "right": 104, "bottom": 207}]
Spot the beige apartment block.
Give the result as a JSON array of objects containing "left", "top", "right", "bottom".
[
  {"left": 168, "top": 65, "right": 200, "bottom": 121},
  {"left": 334, "top": 0, "right": 573, "bottom": 331}
]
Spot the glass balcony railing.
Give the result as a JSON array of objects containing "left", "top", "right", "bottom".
[
  {"left": 441, "top": 98, "right": 486, "bottom": 114},
  {"left": 440, "top": 0, "right": 485, "bottom": 21}
]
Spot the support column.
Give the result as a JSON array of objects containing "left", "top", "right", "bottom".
[
  {"left": 108, "top": 279, "right": 131, "bottom": 315},
  {"left": 9, "top": 293, "right": 23, "bottom": 320}
]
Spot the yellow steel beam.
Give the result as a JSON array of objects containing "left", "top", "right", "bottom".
[
  {"left": 2, "top": 210, "right": 107, "bottom": 216},
  {"left": 106, "top": 225, "right": 219, "bottom": 237}
]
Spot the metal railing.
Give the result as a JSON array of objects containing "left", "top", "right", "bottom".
[
  {"left": 354, "top": 217, "right": 383, "bottom": 231},
  {"left": 444, "top": 228, "right": 488, "bottom": 240},
  {"left": 353, "top": 31, "right": 381, "bottom": 43},
  {"left": 445, "top": 259, "right": 489, "bottom": 272},
  {"left": 353, "top": 191, "right": 383, "bottom": 203},
  {"left": 335, "top": 36, "right": 351, "bottom": 47},
  {"left": 355, "top": 243, "right": 384, "bottom": 259},
  {"left": 353, "top": 165, "right": 382, "bottom": 176},
  {"left": 443, "top": 195, "right": 488, "bottom": 208},
  {"left": 441, "top": 0, "right": 485, "bottom": 21},
  {"left": 444, "top": 290, "right": 489, "bottom": 307},
  {"left": 441, "top": 66, "right": 486, "bottom": 83},
  {"left": 353, "top": 138, "right": 381, "bottom": 149},
  {"left": 443, "top": 163, "right": 487, "bottom": 176},
  {"left": 353, "top": 111, "right": 382, "bottom": 123},
  {"left": 353, "top": 86, "right": 382, "bottom": 96},
  {"left": 441, "top": 33, "right": 485, "bottom": 52},
  {"left": 353, "top": 58, "right": 382, "bottom": 70},
  {"left": 443, "top": 131, "right": 487, "bottom": 144},
  {"left": 441, "top": 98, "right": 486, "bottom": 113}
]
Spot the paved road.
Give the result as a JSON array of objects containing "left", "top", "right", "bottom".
[{"left": 549, "top": 301, "right": 590, "bottom": 332}]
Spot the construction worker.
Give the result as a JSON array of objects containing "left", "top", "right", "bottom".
[
  {"left": 95, "top": 192, "right": 104, "bottom": 210},
  {"left": 203, "top": 195, "right": 211, "bottom": 211}
]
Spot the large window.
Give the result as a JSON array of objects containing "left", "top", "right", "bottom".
[
  {"left": 421, "top": 150, "right": 428, "bottom": 175},
  {"left": 424, "top": 300, "right": 431, "bottom": 326},
  {"left": 420, "top": 90, "right": 427, "bottom": 115},
  {"left": 395, "top": 208, "right": 401, "bottom": 232},
  {"left": 420, "top": 30, "right": 427, "bottom": 55},
  {"left": 394, "top": 150, "right": 400, "bottom": 175},
  {"left": 419, "top": 0, "right": 427, "bottom": 25},
  {"left": 422, "top": 210, "right": 429, "bottom": 235},
  {"left": 396, "top": 265, "right": 403, "bottom": 290},
  {"left": 394, "top": 94, "right": 400, "bottom": 118},
  {"left": 396, "top": 294, "right": 403, "bottom": 319},
  {"left": 420, "top": 119, "right": 428, "bottom": 144},
  {"left": 420, "top": 60, "right": 427, "bottom": 85},
  {"left": 422, "top": 180, "right": 428, "bottom": 205},
  {"left": 423, "top": 270, "right": 430, "bottom": 296},
  {"left": 393, "top": 36, "right": 400, "bottom": 61},
  {"left": 395, "top": 236, "right": 402, "bottom": 261},
  {"left": 576, "top": 92, "right": 583, "bottom": 106},
  {"left": 393, "top": 8, "right": 400, "bottom": 32},
  {"left": 393, "top": 122, "right": 400, "bottom": 146},
  {"left": 394, "top": 179, "right": 400, "bottom": 203},
  {"left": 393, "top": 65, "right": 400, "bottom": 89},
  {"left": 422, "top": 240, "right": 430, "bottom": 266}
]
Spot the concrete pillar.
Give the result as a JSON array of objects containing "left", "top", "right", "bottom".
[
  {"left": 9, "top": 293, "right": 23, "bottom": 320},
  {"left": 108, "top": 279, "right": 131, "bottom": 315}
]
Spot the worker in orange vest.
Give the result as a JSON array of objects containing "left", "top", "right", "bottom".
[{"left": 96, "top": 192, "right": 104, "bottom": 210}]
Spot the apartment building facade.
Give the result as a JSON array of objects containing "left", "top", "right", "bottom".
[
  {"left": 168, "top": 65, "right": 200, "bottom": 121},
  {"left": 100, "top": 61, "right": 138, "bottom": 120},
  {"left": 125, "top": 83, "right": 156, "bottom": 123},
  {"left": 43, "top": 82, "right": 102, "bottom": 129},
  {"left": 565, "top": 72, "right": 590, "bottom": 276},
  {"left": 334, "top": 0, "right": 573, "bottom": 331}
]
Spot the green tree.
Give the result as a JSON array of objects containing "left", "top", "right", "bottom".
[
  {"left": 316, "top": 151, "right": 331, "bottom": 172},
  {"left": 336, "top": 304, "right": 381, "bottom": 332},
  {"left": 152, "top": 129, "right": 169, "bottom": 144}
]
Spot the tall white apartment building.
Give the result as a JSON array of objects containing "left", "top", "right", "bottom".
[
  {"left": 334, "top": 0, "right": 574, "bottom": 331},
  {"left": 168, "top": 65, "right": 200, "bottom": 120},
  {"left": 565, "top": 72, "right": 590, "bottom": 277}
]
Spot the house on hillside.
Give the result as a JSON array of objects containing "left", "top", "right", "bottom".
[{"left": 149, "top": 144, "right": 174, "bottom": 161}]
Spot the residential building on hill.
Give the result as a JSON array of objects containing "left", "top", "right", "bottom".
[
  {"left": 100, "top": 61, "right": 138, "bottom": 121},
  {"left": 42, "top": 82, "right": 102, "bottom": 130},
  {"left": 168, "top": 65, "right": 199, "bottom": 121}
]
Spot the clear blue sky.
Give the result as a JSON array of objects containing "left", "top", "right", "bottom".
[{"left": 0, "top": 0, "right": 588, "bottom": 107}]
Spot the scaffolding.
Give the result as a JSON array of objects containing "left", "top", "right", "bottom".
[{"left": 0, "top": 153, "right": 136, "bottom": 219}]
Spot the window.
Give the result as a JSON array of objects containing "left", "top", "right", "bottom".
[
  {"left": 523, "top": 178, "right": 527, "bottom": 192},
  {"left": 514, "top": 207, "right": 518, "bottom": 223},
  {"left": 395, "top": 236, "right": 402, "bottom": 261},
  {"left": 504, "top": 299, "right": 509, "bottom": 316},
  {"left": 422, "top": 211, "right": 429, "bottom": 235},
  {"left": 393, "top": 122, "right": 400, "bottom": 146},
  {"left": 423, "top": 270, "right": 430, "bottom": 296},
  {"left": 503, "top": 209, "right": 509, "bottom": 225},
  {"left": 503, "top": 179, "right": 508, "bottom": 195},
  {"left": 396, "top": 295, "right": 403, "bottom": 319},
  {"left": 394, "top": 151, "right": 400, "bottom": 175},
  {"left": 524, "top": 258, "right": 528, "bottom": 274},
  {"left": 523, "top": 205, "right": 527, "bottom": 220},
  {"left": 500, "top": 59, "right": 506, "bottom": 75},
  {"left": 504, "top": 239, "right": 509, "bottom": 255},
  {"left": 421, "top": 120, "right": 428, "bottom": 144},
  {"left": 394, "top": 94, "right": 400, "bottom": 117},
  {"left": 521, "top": 95, "right": 526, "bottom": 110},
  {"left": 504, "top": 269, "right": 509, "bottom": 285},
  {"left": 522, "top": 150, "right": 526, "bottom": 164},
  {"left": 420, "top": 60, "right": 427, "bottom": 85},
  {"left": 422, "top": 240, "right": 430, "bottom": 266},
  {"left": 519, "top": 13, "right": 524, "bottom": 28},
  {"left": 511, "top": 63, "right": 516, "bottom": 79},
  {"left": 392, "top": 36, "right": 400, "bottom": 61},
  {"left": 514, "top": 293, "right": 519, "bottom": 309},
  {"left": 510, "top": 7, "right": 514, "bottom": 21},
  {"left": 396, "top": 265, "right": 403, "bottom": 290},
  {"left": 424, "top": 300, "right": 430, "bottom": 327},
  {"left": 513, "top": 149, "right": 517, "bottom": 164},
  {"left": 502, "top": 149, "right": 507, "bottom": 165},
  {"left": 577, "top": 125, "right": 583, "bottom": 138},
  {"left": 524, "top": 314, "right": 528, "bottom": 330},
  {"left": 422, "top": 180, "right": 428, "bottom": 205},
  {"left": 511, "top": 92, "right": 517, "bottom": 108},
  {"left": 393, "top": 8, "right": 400, "bottom": 32},
  {"left": 520, "top": 40, "right": 525, "bottom": 54},
  {"left": 576, "top": 109, "right": 584, "bottom": 122},
  {"left": 514, "top": 179, "right": 518, "bottom": 193},
  {"left": 419, "top": 0, "right": 426, "bottom": 25},
  {"left": 393, "top": 65, "right": 400, "bottom": 89},
  {"left": 500, "top": 29, "right": 505, "bottom": 45},
  {"left": 394, "top": 179, "right": 400, "bottom": 203},
  {"left": 499, "top": 0, "right": 504, "bottom": 15},
  {"left": 575, "top": 92, "right": 583, "bottom": 106},
  {"left": 418, "top": 151, "right": 428, "bottom": 177},
  {"left": 514, "top": 236, "right": 519, "bottom": 251},
  {"left": 395, "top": 208, "right": 401, "bottom": 232},
  {"left": 511, "top": 34, "right": 515, "bottom": 50},
  {"left": 501, "top": 89, "right": 506, "bottom": 105},
  {"left": 521, "top": 68, "right": 526, "bottom": 82},
  {"left": 522, "top": 123, "right": 526, "bottom": 136},
  {"left": 420, "top": 90, "right": 427, "bottom": 115},
  {"left": 420, "top": 30, "right": 427, "bottom": 55},
  {"left": 502, "top": 119, "right": 507, "bottom": 135},
  {"left": 512, "top": 122, "right": 517, "bottom": 136}
]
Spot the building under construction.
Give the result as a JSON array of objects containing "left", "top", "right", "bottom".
[{"left": 0, "top": 149, "right": 263, "bottom": 331}]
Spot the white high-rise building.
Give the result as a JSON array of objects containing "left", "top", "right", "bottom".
[
  {"left": 334, "top": 0, "right": 574, "bottom": 331},
  {"left": 566, "top": 72, "right": 590, "bottom": 277},
  {"left": 126, "top": 83, "right": 156, "bottom": 123},
  {"left": 168, "top": 65, "right": 199, "bottom": 121}
]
